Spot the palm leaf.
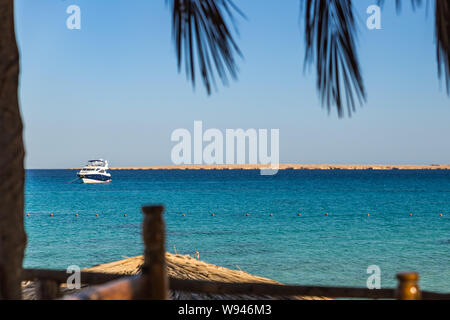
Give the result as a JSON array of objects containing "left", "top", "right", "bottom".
[
  {"left": 167, "top": 0, "right": 243, "bottom": 94},
  {"left": 379, "top": 0, "right": 449, "bottom": 95},
  {"left": 301, "top": 0, "right": 366, "bottom": 117},
  {"left": 435, "top": 0, "right": 450, "bottom": 94},
  {"left": 377, "top": 0, "right": 424, "bottom": 13}
]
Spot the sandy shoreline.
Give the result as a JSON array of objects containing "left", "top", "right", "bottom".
[
  {"left": 69, "top": 164, "right": 450, "bottom": 170},
  {"left": 22, "top": 253, "right": 328, "bottom": 300}
]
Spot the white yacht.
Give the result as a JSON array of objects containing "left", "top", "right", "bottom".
[{"left": 77, "top": 159, "right": 112, "bottom": 183}]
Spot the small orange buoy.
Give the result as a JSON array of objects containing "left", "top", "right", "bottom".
[
  {"left": 367, "top": 213, "right": 370, "bottom": 217},
  {"left": 182, "top": 213, "right": 186, "bottom": 217},
  {"left": 124, "top": 214, "right": 127, "bottom": 217},
  {"left": 409, "top": 213, "right": 413, "bottom": 217},
  {"left": 50, "top": 213, "right": 54, "bottom": 217},
  {"left": 75, "top": 214, "right": 79, "bottom": 217},
  {"left": 96, "top": 214, "right": 99, "bottom": 217},
  {"left": 325, "top": 213, "right": 329, "bottom": 216},
  {"left": 26, "top": 213, "right": 30, "bottom": 217},
  {"left": 298, "top": 213, "right": 302, "bottom": 217},
  {"left": 440, "top": 214, "right": 443, "bottom": 217},
  {"left": 211, "top": 213, "right": 215, "bottom": 217},
  {"left": 269, "top": 213, "right": 273, "bottom": 217},
  {"left": 245, "top": 213, "right": 249, "bottom": 217}
]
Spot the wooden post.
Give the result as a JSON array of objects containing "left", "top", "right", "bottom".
[
  {"left": 140, "top": 205, "right": 168, "bottom": 300},
  {"left": 0, "top": 0, "right": 28, "bottom": 300},
  {"left": 396, "top": 272, "right": 421, "bottom": 300},
  {"left": 37, "top": 280, "right": 59, "bottom": 300}
]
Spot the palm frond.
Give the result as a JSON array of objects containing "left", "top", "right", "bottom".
[
  {"left": 378, "top": 0, "right": 449, "bottom": 95},
  {"left": 167, "top": 0, "right": 244, "bottom": 94},
  {"left": 435, "top": 0, "right": 450, "bottom": 95},
  {"left": 377, "top": 0, "right": 424, "bottom": 13},
  {"left": 301, "top": 0, "right": 366, "bottom": 117}
]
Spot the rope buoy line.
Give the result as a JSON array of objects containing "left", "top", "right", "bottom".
[
  {"left": 27, "top": 213, "right": 129, "bottom": 217},
  {"left": 25, "top": 212, "right": 446, "bottom": 218}
]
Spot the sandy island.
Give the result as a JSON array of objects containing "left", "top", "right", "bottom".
[
  {"left": 69, "top": 164, "right": 450, "bottom": 170},
  {"left": 22, "top": 253, "right": 328, "bottom": 300}
]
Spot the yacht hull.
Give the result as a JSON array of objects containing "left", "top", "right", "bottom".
[
  {"left": 81, "top": 177, "right": 111, "bottom": 184},
  {"left": 78, "top": 174, "right": 111, "bottom": 184}
]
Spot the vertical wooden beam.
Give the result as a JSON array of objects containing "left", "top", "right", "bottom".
[
  {"left": 37, "top": 280, "right": 59, "bottom": 300},
  {"left": 140, "top": 205, "right": 168, "bottom": 300},
  {"left": 0, "top": 0, "right": 27, "bottom": 300},
  {"left": 396, "top": 272, "right": 421, "bottom": 300}
]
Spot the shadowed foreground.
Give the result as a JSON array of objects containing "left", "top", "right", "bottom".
[{"left": 22, "top": 253, "right": 329, "bottom": 300}]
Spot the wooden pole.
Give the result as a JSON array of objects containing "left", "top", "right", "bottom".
[
  {"left": 0, "top": 0, "right": 27, "bottom": 300},
  {"left": 140, "top": 205, "right": 168, "bottom": 300},
  {"left": 60, "top": 275, "right": 450, "bottom": 300},
  {"left": 169, "top": 278, "right": 396, "bottom": 299},
  {"left": 62, "top": 276, "right": 141, "bottom": 300},
  {"left": 37, "top": 280, "right": 59, "bottom": 300},
  {"left": 22, "top": 268, "right": 124, "bottom": 285},
  {"left": 396, "top": 272, "right": 421, "bottom": 300}
]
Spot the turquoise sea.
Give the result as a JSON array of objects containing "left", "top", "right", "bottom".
[{"left": 24, "top": 169, "right": 450, "bottom": 293}]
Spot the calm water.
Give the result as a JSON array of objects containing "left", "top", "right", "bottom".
[{"left": 24, "top": 169, "right": 450, "bottom": 292}]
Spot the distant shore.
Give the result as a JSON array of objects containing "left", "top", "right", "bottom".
[{"left": 69, "top": 164, "right": 450, "bottom": 170}]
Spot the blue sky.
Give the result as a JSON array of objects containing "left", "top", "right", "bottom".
[{"left": 15, "top": 0, "right": 450, "bottom": 168}]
